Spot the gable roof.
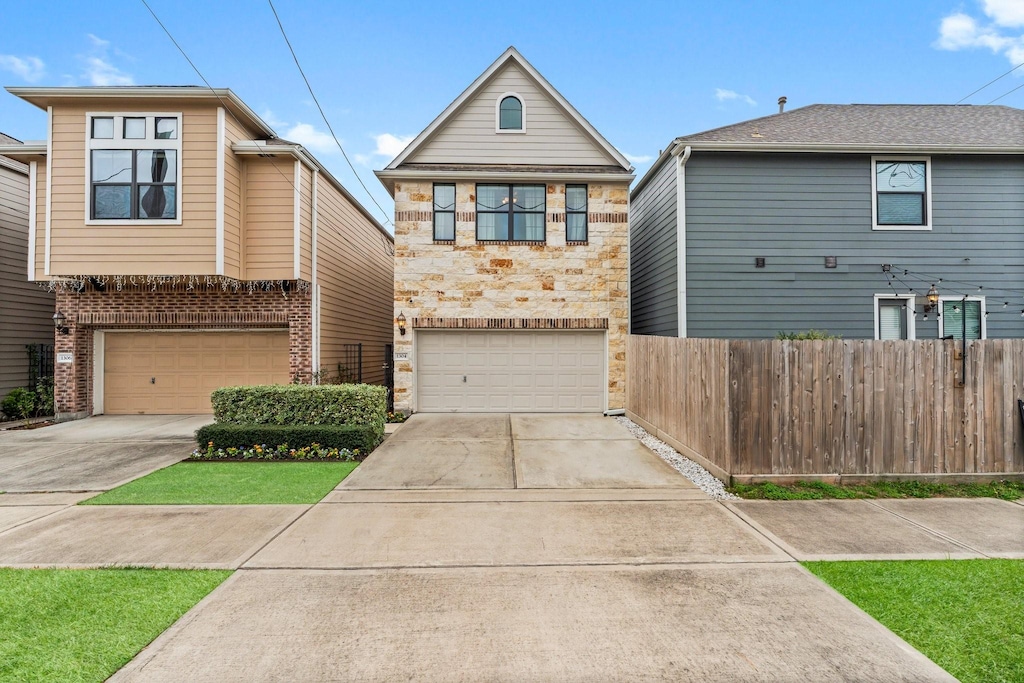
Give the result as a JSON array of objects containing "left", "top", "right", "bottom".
[
  {"left": 384, "top": 47, "right": 631, "bottom": 171},
  {"left": 677, "top": 104, "right": 1024, "bottom": 148},
  {"left": 633, "top": 103, "right": 1024, "bottom": 198}
]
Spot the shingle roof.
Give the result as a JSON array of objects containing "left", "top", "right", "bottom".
[
  {"left": 677, "top": 104, "right": 1024, "bottom": 147},
  {"left": 0, "top": 132, "right": 22, "bottom": 145}
]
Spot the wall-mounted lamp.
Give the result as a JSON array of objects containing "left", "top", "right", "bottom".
[
  {"left": 52, "top": 310, "right": 70, "bottom": 335},
  {"left": 923, "top": 284, "right": 940, "bottom": 314},
  {"left": 397, "top": 311, "right": 407, "bottom": 336}
]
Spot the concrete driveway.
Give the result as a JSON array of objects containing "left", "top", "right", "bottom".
[
  {"left": 100, "top": 413, "right": 955, "bottom": 681},
  {"left": 0, "top": 415, "right": 207, "bottom": 493}
]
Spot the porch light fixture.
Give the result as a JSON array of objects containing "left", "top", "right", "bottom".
[
  {"left": 397, "top": 311, "right": 407, "bottom": 336},
  {"left": 923, "top": 284, "right": 940, "bottom": 313},
  {"left": 53, "top": 310, "right": 69, "bottom": 335}
]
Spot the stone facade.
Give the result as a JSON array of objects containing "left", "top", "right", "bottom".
[
  {"left": 392, "top": 181, "right": 629, "bottom": 413},
  {"left": 53, "top": 283, "right": 311, "bottom": 417}
]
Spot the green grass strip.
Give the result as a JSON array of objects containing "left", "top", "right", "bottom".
[
  {"left": 0, "top": 568, "right": 231, "bottom": 683},
  {"left": 730, "top": 479, "right": 1024, "bottom": 500},
  {"left": 805, "top": 560, "right": 1024, "bottom": 683},
  {"left": 82, "top": 461, "right": 358, "bottom": 505}
]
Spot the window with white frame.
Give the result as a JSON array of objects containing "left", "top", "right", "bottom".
[
  {"left": 872, "top": 157, "right": 931, "bottom": 230},
  {"left": 495, "top": 94, "right": 524, "bottom": 132},
  {"left": 939, "top": 297, "right": 985, "bottom": 340},
  {"left": 874, "top": 294, "right": 915, "bottom": 340},
  {"left": 87, "top": 113, "right": 181, "bottom": 222}
]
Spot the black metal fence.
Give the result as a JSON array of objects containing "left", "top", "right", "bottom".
[
  {"left": 337, "top": 343, "right": 363, "bottom": 383},
  {"left": 26, "top": 343, "right": 54, "bottom": 386}
]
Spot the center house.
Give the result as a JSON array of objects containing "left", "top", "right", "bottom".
[{"left": 377, "top": 48, "right": 633, "bottom": 414}]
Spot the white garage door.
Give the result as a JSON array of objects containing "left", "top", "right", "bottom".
[{"left": 416, "top": 331, "right": 605, "bottom": 413}]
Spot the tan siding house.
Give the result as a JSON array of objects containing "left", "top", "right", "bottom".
[
  {"left": 2, "top": 87, "right": 393, "bottom": 417},
  {"left": 0, "top": 138, "right": 55, "bottom": 399},
  {"left": 377, "top": 48, "right": 633, "bottom": 414}
]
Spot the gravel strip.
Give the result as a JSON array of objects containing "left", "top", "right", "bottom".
[{"left": 614, "top": 416, "right": 738, "bottom": 500}]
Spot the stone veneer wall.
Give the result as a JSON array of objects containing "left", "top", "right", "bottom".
[
  {"left": 392, "top": 181, "right": 629, "bottom": 413},
  {"left": 53, "top": 284, "right": 311, "bottom": 417}
]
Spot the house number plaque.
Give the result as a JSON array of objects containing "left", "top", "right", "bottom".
[
  {"left": 394, "top": 352, "right": 409, "bottom": 361},
  {"left": 56, "top": 352, "right": 74, "bottom": 364}
]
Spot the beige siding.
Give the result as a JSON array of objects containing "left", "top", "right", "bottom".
[
  {"left": 299, "top": 166, "right": 313, "bottom": 282},
  {"left": 47, "top": 100, "right": 218, "bottom": 276},
  {"left": 0, "top": 161, "right": 55, "bottom": 396},
  {"left": 315, "top": 179, "right": 394, "bottom": 386},
  {"left": 243, "top": 157, "right": 295, "bottom": 280},
  {"left": 221, "top": 111, "right": 246, "bottom": 279},
  {"left": 405, "top": 62, "right": 617, "bottom": 166}
]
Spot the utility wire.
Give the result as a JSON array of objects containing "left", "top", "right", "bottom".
[
  {"left": 267, "top": 0, "right": 394, "bottom": 231},
  {"left": 986, "top": 79, "right": 1024, "bottom": 105},
  {"left": 955, "top": 58, "right": 1024, "bottom": 104}
]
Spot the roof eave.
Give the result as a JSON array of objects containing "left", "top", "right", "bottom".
[
  {"left": 5, "top": 86, "right": 277, "bottom": 138},
  {"left": 676, "top": 141, "right": 1024, "bottom": 154}
]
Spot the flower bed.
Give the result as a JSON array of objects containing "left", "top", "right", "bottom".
[{"left": 190, "top": 442, "right": 359, "bottom": 462}]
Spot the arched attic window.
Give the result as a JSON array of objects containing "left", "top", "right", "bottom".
[{"left": 496, "top": 94, "right": 525, "bottom": 132}]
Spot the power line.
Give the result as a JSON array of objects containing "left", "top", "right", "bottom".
[
  {"left": 955, "top": 58, "right": 1024, "bottom": 104},
  {"left": 267, "top": 0, "right": 394, "bottom": 230},
  {"left": 986, "top": 79, "right": 1024, "bottom": 105}
]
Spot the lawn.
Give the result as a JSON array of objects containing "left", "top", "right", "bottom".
[
  {"left": 730, "top": 479, "right": 1024, "bottom": 501},
  {"left": 805, "top": 560, "right": 1024, "bottom": 683},
  {"left": 0, "top": 568, "right": 230, "bottom": 683},
  {"left": 82, "top": 461, "right": 358, "bottom": 505}
]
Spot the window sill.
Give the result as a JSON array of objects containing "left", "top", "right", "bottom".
[
  {"left": 872, "top": 224, "right": 931, "bottom": 231},
  {"left": 476, "top": 240, "right": 546, "bottom": 246},
  {"left": 85, "top": 218, "right": 183, "bottom": 226}
]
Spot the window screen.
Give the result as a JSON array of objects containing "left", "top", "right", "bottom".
[{"left": 942, "top": 300, "right": 982, "bottom": 340}]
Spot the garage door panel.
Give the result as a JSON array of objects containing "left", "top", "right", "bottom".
[
  {"left": 104, "top": 331, "right": 289, "bottom": 415},
  {"left": 416, "top": 331, "right": 604, "bottom": 413}
]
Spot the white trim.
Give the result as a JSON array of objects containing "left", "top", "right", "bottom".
[
  {"left": 293, "top": 160, "right": 301, "bottom": 280},
  {"left": 376, "top": 169, "right": 633, "bottom": 184},
  {"left": 92, "top": 331, "right": 104, "bottom": 415},
  {"left": 0, "top": 154, "right": 29, "bottom": 172},
  {"left": 84, "top": 111, "right": 184, "bottom": 226},
  {"left": 215, "top": 107, "right": 225, "bottom": 275},
  {"left": 387, "top": 47, "right": 631, "bottom": 170},
  {"left": 873, "top": 293, "right": 916, "bottom": 340},
  {"left": 666, "top": 139, "right": 1024, "bottom": 155},
  {"left": 313, "top": 284, "right": 321, "bottom": 378},
  {"left": 871, "top": 156, "right": 932, "bottom": 231},
  {"left": 675, "top": 146, "right": 691, "bottom": 337},
  {"left": 311, "top": 169, "right": 318, "bottom": 287},
  {"left": 27, "top": 161, "right": 36, "bottom": 281},
  {"left": 494, "top": 92, "right": 526, "bottom": 134},
  {"left": 938, "top": 295, "right": 987, "bottom": 340},
  {"left": 44, "top": 106, "right": 51, "bottom": 276}
]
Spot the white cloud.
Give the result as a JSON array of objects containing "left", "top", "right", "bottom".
[
  {"left": 936, "top": 4, "right": 1024, "bottom": 69},
  {"left": 80, "top": 34, "right": 133, "bottom": 86},
  {"left": 715, "top": 88, "right": 757, "bottom": 106},
  {"left": 0, "top": 55, "right": 45, "bottom": 83},
  {"left": 260, "top": 109, "right": 288, "bottom": 130},
  {"left": 372, "top": 133, "right": 414, "bottom": 159},
  {"left": 623, "top": 152, "right": 653, "bottom": 164},
  {"left": 283, "top": 122, "right": 338, "bottom": 155}
]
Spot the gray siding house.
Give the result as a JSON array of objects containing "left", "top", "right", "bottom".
[{"left": 630, "top": 104, "right": 1024, "bottom": 341}]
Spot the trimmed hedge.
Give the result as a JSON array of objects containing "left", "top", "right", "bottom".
[
  {"left": 210, "top": 384, "right": 386, "bottom": 443},
  {"left": 196, "top": 423, "right": 378, "bottom": 454}
]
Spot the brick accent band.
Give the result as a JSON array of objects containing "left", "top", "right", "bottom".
[
  {"left": 589, "top": 212, "right": 628, "bottom": 223},
  {"left": 412, "top": 317, "right": 608, "bottom": 330},
  {"left": 77, "top": 311, "right": 290, "bottom": 325}
]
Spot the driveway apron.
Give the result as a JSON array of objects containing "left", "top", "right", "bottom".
[{"left": 109, "top": 413, "right": 955, "bottom": 682}]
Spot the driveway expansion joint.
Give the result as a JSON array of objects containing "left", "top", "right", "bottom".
[{"left": 862, "top": 498, "right": 992, "bottom": 557}]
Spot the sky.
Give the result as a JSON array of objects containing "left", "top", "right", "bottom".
[{"left": 1, "top": 0, "right": 1022, "bottom": 230}]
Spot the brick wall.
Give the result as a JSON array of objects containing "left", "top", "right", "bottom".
[
  {"left": 392, "top": 181, "right": 630, "bottom": 413},
  {"left": 54, "top": 283, "right": 311, "bottom": 416}
]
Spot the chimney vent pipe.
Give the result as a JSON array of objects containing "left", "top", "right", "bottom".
[{"left": 778, "top": 96, "right": 787, "bottom": 113}]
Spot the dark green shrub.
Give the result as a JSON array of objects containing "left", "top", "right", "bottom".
[
  {"left": 196, "top": 423, "right": 379, "bottom": 455},
  {"left": 34, "top": 378, "right": 54, "bottom": 416},
  {"left": 210, "top": 384, "right": 386, "bottom": 443},
  {"left": 2, "top": 388, "right": 36, "bottom": 423},
  {"left": 776, "top": 330, "right": 842, "bottom": 340}
]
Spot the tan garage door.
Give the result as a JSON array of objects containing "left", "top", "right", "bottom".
[
  {"left": 104, "top": 331, "right": 290, "bottom": 414},
  {"left": 416, "top": 331, "right": 605, "bottom": 413}
]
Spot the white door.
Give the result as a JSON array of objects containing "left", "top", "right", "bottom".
[{"left": 416, "top": 331, "right": 605, "bottom": 413}]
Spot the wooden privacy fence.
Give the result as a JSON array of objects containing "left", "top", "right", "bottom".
[{"left": 626, "top": 335, "right": 1024, "bottom": 482}]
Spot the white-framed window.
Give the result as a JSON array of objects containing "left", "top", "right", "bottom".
[
  {"left": 871, "top": 156, "right": 932, "bottom": 230},
  {"left": 938, "top": 296, "right": 986, "bottom": 340},
  {"left": 495, "top": 92, "right": 525, "bottom": 133},
  {"left": 874, "top": 293, "right": 916, "bottom": 340},
  {"left": 85, "top": 112, "right": 183, "bottom": 225}
]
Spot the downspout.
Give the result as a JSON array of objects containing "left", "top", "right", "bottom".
[{"left": 673, "top": 144, "right": 692, "bottom": 337}]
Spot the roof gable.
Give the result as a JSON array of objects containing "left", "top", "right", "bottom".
[{"left": 387, "top": 47, "right": 630, "bottom": 170}]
